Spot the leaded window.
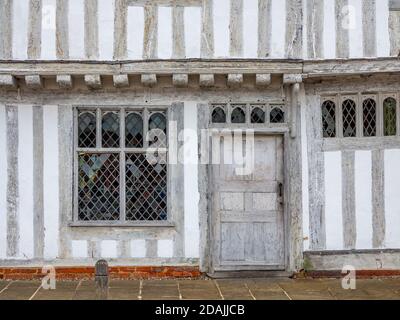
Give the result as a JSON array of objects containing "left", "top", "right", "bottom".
[
  {"left": 76, "top": 108, "right": 168, "bottom": 223},
  {"left": 322, "top": 100, "right": 336, "bottom": 138},
  {"left": 363, "top": 98, "right": 377, "bottom": 137},
  {"left": 231, "top": 106, "right": 246, "bottom": 123},
  {"left": 212, "top": 106, "right": 227, "bottom": 123},
  {"left": 270, "top": 107, "right": 285, "bottom": 124},
  {"left": 384, "top": 98, "right": 397, "bottom": 136},
  {"left": 251, "top": 107, "right": 265, "bottom": 124},
  {"left": 342, "top": 99, "right": 357, "bottom": 138}
]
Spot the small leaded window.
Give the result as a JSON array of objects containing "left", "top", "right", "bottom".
[
  {"left": 76, "top": 107, "right": 168, "bottom": 223},
  {"left": 102, "top": 111, "right": 120, "bottom": 148},
  {"left": 231, "top": 106, "right": 246, "bottom": 123},
  {"left": 322, "top": 100, "right": 336, "bottom": 138},
  {"left": 212, "top": 106, "right": 226, "bottom": 123},
  {"left": 270, "top": 107, "right": 285, "bottom": 123},
  {"left": 78, "top": 112, "right": 96, "bottom": 148},
  {"left": 342, "top": 99, "right": 357, "bottom": 137},
  {"left": 251, "top": 107, "right": 265, "bottom": 124},
  {"left": 384, "top": 98, "right": 397, "bottom": 136},
  {"left": 363, "top": 98, "right": 377, "bottom": 137},
  {"left": 126, "top": 112, "right": 143, "bottom": 148}
]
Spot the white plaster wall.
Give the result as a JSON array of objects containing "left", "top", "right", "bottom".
[
  {"left": 41, "top": 0, "right": 57, "bottom": 60},
  {"left": 158, "top": 239, "right": 173, "bottom": 258},
  {"left": 184, "top": 102, "right": 200, "bottom": 258},
  {"left": 243, "top": 0, "right": 258, "bottom": 58},
  {"left": 127, "top": 6, "right": 145, "bottom": 60},
  {"left": 68, "top": 0, "right": 85, "bottom": 59},
  {"left": 158, "top": 6, "right": 173, "bottom": 59},
  {"left": 270, "top": 0, "right": 286, "bottom": 58},
  {"left": 43, "top": 105, "right": 59, "bottom": 260},
  {"left": 18, "top": 105, "right": 34, "bottom": 259},
  {"left": 354, "top": 150, "right": 373, "bottom": 249},
  {"left": 72, "top": 240, "right": 88, "bottom": 258},
  {"left": 348, "top": 0, "right": 363, "bottom": 59},
  {"left": 101, "top": 240, "right": 118, "bottom": 258},
  {"left": 323, "top": 0, "right": 336, "bottom": 59},
  {"left": 384, "top": 149, "right": 400, "bottom": 248},
  {"left": 98, "top": 0, "right": 115, "bottom": 60},
  {"left": 0, "top": 104, "right": 6, "bottom": 259},
  {"left": 131, "top": 240, "right": 146, "bottom": 258},
  {"left": 213, "top": 0, "right": 230, "bottom": 58},
  {"left": 376, "top": 0, "right": 390, "bottom": 57},
  {"left": 324, "top": 151, "right": 344, "bottom": 250},
  {"left": 12, "top": 0, "right": 29, "bottom": 60},
  {"left": 184, "top": 7, "right": 201, "bottom": 58}
]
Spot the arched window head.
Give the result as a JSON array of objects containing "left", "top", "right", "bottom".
[
  {"left": 322, "top": 100, "right": 336, "bottom": 138},
  {"left": 102, "top": 111, "right": 120, "bottom": 148},
  {"left": 231, "top": 106, "right": 246, "bottom": 123},
  {"left": 363, "top": 98, "right": 377, "bottom": 137},
  {"left": 270, "top": 107, "right": 285, "bottom": 123},
  {"left": 212, "top": 107, "right": 226, "bottom": 123},
  {"left": 384, "top": 98, "right": 397, "bottom": 136},
  {"left": 78, "top": 111, "right": 96, "bottom": 148},
  {"left": 149, "top": 112, "right": 167, "bottom": 133},
  {"left": 126, "top": 112, "right": 143, "bottom": 148},
  {"left": 251, "top": 107, "right": 265, "bottom": 124},
  {"left": 342, "top": 99, "right": 357, "bottom": 137}
]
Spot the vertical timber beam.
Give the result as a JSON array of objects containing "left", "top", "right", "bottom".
[
  {"left": 0, "top": 0, "right": 13, "bottom": 59},
  {"left": 28, "top": 0, "right": 42, "bottom": 59},
  {"left": 372, "top": 149, "right": 385, "bottom": 248},
  {"left": 335, "top": 0, "right": 349, "bottom": 58},
  {"left": 362, "top": 0, "right": 376, "bottom": 57},
  {"left": 286, "top": 0, "right": 303, "bottom": 59},
  {"left": 389, "top": 6, "right": 400, "bottom": 56},
  {"left": 114, "top": 0, "right": 127, "bottom": 60},
  {"left": 342, "top": 150, "right": 356, "bottom": 249},
  {"left": 306, "top": 0, "right": 323, "bottom": 59},
  {"left": 258, "top": 0, "right": 271, "bottom": 58},
  {"left": 6, "top": 105, "right": 19, "bottom": 258},
  {"left": 143, "top": 4, "right": 158, "bottom": 59},
  {"left": 201, "top": 0, "right": 214, "bottom": 58},
  {"left": 84, "top": 0, "right": 99, "bottom": 60},
  {"left": 230, "top": 0, "right": 243, "bottom": 57},
  {"left": 306, "top": 95, "right": 326, "bottom": 250},
  {"left": 33, "top": 106, "right": 44, "bottom": 259},
  {"left": 172, "top": 6, "right": 185, "bottom": 58},
  {"left": 56, "top": 0, "right": 69, "bottom": 59}
]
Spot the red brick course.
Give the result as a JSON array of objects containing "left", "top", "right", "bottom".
[{"left": 0, "top": 266, "right": 202, "bottom": 280}]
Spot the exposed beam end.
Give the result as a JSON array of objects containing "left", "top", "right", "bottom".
[
  {"left": 141, "top": 74, "right": 157, "bottom": 87},
  {"left": 227, "top": 74, "right": 243, "bottom": 88},
  {"left": 0, "top": 75, "right": 17, "bottom": 89},
  {"left": 256, "top": 74, "right": 272, "bottom": 87},
  {"left": 113, "top": 74, "right": 130, "bottom": 88},
  {"left": 56, "top": 74, "right": 73, "bottom": 89},
  {"left": 283, "top": 73, "right": 303, "bottom": 85},
  {"left": 172, "top": 74, "right": 188, "bottom": 88},
  {"left": 199, "top": 74, "right": 215, "bottom": 88},
  {"left": 25, "top": 75, "right": 43, "bottom": 89},
  {"left": 84, "top": 74, "right": 102, "bottom": 89}
]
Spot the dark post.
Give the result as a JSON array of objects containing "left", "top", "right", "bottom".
[{"left": 95, "top": 260, "right": 109, "bottom": 300}]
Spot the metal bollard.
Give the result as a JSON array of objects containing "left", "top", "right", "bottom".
[{"left": 95, "top": 260, "right": 109, "bottom": 300}]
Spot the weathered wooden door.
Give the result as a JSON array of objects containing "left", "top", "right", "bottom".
[{"left": 211, "top": 133, "right": 285, "bottom": 272}]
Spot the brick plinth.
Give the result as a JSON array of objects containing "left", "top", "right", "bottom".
[{"left": 0, "top": 266, "right": 202, "bottom": 280}]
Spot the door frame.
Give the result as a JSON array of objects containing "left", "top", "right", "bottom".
[{"left": 208, "top": 130, "right": 290, "bottom": 274}]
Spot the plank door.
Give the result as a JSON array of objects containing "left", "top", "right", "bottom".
[{"left": 211, "top": 134, "right": 285, "bottom": 271}]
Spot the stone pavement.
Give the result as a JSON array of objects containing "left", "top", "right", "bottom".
[{"left": 0, "top": 278, "right": 400, "bottom": 300}]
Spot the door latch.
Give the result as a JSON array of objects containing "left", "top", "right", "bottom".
[{"left": 278, "top": 182, "right": 284, "bottom": 204}]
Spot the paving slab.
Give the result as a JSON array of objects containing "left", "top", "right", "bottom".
[
  {"left": 32, "top": 282, "right": 79, "bottom": 300},
  {"left": 215, "top": 280, "right": 254, "bottom": 300},
  {"left": 141, "top": 280, "right": 180, "bottom": 300},
  {"left": 179, "top": 280, "right": 221, "bottom": 300},
  {"left": 0, "top": 282, "right": 10, "bottom": 291},
  {"left": 0, "top": 281, "right": 41, "bottom": 300}
]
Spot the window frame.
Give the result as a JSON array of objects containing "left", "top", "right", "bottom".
[
  {"left": 72, "top": 105, "right": 173, "bottom": 227},
  {"left": 321, "top": 93, "right": 400, "bottom": 140}
]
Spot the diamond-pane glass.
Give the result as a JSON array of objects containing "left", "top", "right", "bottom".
[
  {"left": 270, "top": 107, "right": 285, "bottom": 123},
  {"left": 342, "top": 99, "right": 357, "bottom": 137},
  {"left": 322, "top": 100, "right": 336, "bottom": 138},
  {"left": 126, "top": 154, "right": 167, "bottom": 221},
  {"left": 149, "top": 113, "right": 167, "bottom": 134},
  {"left": 212, "top": 107, "right": 226, "bottom": 123},
  {"left": 363, "top": 99, "right": 377, "bottom": 137},
  {"left": 78, "top": 112, "right": 96, "bottom": 148},
  {"left": 78, "top": 153, "right": 120, "bottom": 221},
  {"left": 384, "top": 98, "right": 397, "bottom": 136},
  {"left": 251, "top": 107, "right": 265, "bottom": 124},
  {"left": 102, "top": 112, "right": 120, "bottom": 148},
  {"left": 231, "top": 107, "right": 246, "bottom": 123},
  {"left": 126, "top": 112, "right": 143, "bottom": 148}
]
